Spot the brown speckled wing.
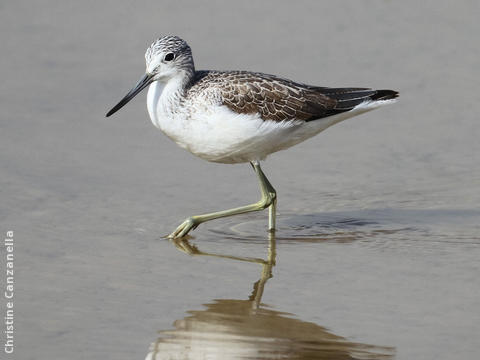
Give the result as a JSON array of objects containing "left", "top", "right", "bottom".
[{"left": 191, "top": 71, "right": 398, "bottom": 122}]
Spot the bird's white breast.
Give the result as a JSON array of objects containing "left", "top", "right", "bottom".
[{"left": 147, "top": 80, "right": 300, "bottom": 163}]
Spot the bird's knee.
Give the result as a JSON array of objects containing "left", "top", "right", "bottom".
[
  {"left": 269, "top": 191, "right": 277, "bottom": 202},
  {"left": 259, "top": 192, "right": 276, "bottom": 209}
]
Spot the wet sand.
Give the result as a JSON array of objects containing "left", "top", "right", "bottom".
[{"left": 1, "top": 1, "right": 479, "bottom": 359}]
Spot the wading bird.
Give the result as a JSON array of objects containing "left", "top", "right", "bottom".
[{"left": 106, "top": 36, "right": 398, "bottom": 239}]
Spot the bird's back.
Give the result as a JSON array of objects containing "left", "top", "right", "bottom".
[{"left": 187, "top": 70, "right": 398, "bottom": 123}]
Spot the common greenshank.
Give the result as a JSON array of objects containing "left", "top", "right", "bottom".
[{"left": 106, "top": 36, "right": 398, "bottom": 239}]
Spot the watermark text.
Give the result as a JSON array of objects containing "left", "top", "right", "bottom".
[{"left": 4, "top": 230, "right": 14, "bottom": 355}]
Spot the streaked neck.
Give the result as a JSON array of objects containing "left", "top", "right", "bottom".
[{"left": 157, "top": 71, "right": 193, "bottom": 113}]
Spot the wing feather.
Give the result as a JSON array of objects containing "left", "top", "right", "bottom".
[{"left": 190, "top": 71, "right": 398, "bottom": 122}]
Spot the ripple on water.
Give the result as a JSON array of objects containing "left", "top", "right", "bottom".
[{"left": 199, "top": 208, "right": 480, "bottom": 249}]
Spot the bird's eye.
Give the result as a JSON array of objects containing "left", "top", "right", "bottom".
[{"left": 164, "top": 53, "right": 175, "bottom": 62}]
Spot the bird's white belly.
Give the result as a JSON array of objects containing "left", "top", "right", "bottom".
[
  {"left": 150, "top": 103, "right": 301, "bottom": 163},
  {"left": 147, "top": 82, "right": 306, "bottom": 163}
]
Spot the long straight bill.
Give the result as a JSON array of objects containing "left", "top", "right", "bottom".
[{"left": 106, "top": 73, "right": 153, "bottom": 117}]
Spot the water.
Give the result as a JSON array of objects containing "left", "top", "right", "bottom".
[{"left": 1, "top": 1, "right": 479, "bottom": 359}]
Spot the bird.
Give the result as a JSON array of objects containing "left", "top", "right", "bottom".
[{"left": 106, "top": 35, "right": 398, "bottom": 239}]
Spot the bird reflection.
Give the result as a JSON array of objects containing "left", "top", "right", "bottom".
[{"left": 146, "top": 234, "right": 393, "bottom": 360}]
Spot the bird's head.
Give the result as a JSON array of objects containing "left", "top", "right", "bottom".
[
  {"left": 145, "top": 35, "right": 194, "bottom": 82},
  {"left": 106, "top": 35, "right": 194, "bottom": 117}
]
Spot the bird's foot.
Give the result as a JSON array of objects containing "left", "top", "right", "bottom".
[{"left": 167, "top": 217, "right": 199, "bottom": 239}]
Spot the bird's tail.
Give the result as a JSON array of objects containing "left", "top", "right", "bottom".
[{"left": 318, "top": 87, "right": 399, "bottom": 110}]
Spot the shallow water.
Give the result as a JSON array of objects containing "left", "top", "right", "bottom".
[{"left": 1, "top": 1, "right": 480, "bottom": 360}]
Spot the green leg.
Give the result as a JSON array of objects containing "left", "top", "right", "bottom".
[{"left": 168, "top": 161, "right": 277, "bottom": 239}]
